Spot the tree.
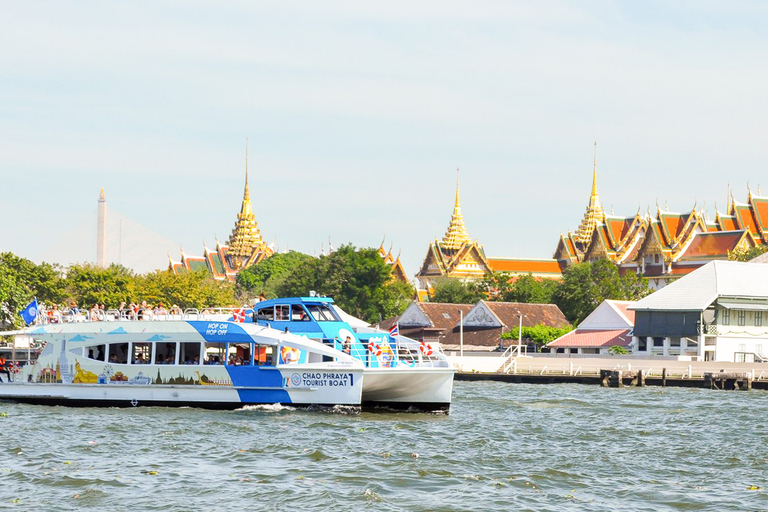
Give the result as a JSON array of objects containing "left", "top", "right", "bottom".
[
  {"left": 0, "top": 252, "right": 65, "bottom": 304},
  {"left": 608, "top": 345, "right": 630, "bottom": 355},
  {"left": 0, "top": 265, "right": 31, "bottom": 328},
  {"left": 505, "top": 273, "right": 557, "bottom": 304},
  {"left": 728, "top": 245, "right": 768, "bottom": 262},
  {"left": 501, "top": 324, "right": 573, "bottom": 348},
  {"left": 552, "top": 259, "right": 649, "bottom": 325},
  {"left": 429, "top": 277, "right": 484, "bottom": 304},
  {"left": 63, "top": 263, "right": 135, "bottom": 308},
  {"left": 277, "top": 245, "right": 413, "bottom": 324},
  {"left": 236, "top": 251, "right": 314, "bottom": 299},
  {"left": 134, "top": 269, "right": 237, "bottom": 309}
]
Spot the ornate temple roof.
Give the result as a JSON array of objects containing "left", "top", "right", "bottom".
[
  {"left": 440, "top": 174, "right": 473, "bottom": 251},
  {"left": 226, "top": 149, "right": 270, "bottom": 269},
  {"left": 574, "top": 143, "right": 605, "bottom": 245}
]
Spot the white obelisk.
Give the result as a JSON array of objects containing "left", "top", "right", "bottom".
[{"left": 97, "top": 188, "right": 106, "bottom": 267}]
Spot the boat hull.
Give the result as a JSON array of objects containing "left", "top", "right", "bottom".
[{"left": 361, "top": 367, "right": 455, "bottom": 411}]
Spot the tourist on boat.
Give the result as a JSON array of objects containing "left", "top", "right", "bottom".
[
  {"left": 48, "top": 304, "right": 61, "bottom": 323},
  {"left": 134, "top": 354, "right": 146, "bottom": 364},
  {"left": 154, "top": 303, "right": 167, "bottom": 316},
  {"left": 0, "top": 356, "right": 9, "bottom": 381},
  {"left": 89, "top": 304, "right": 100, "bottom": 322},
  {"left": 170, "top": 304, "right": 182, "bottom": 316},
  {"left": 343, "top": 336, "right": 353, "bottom": 354},
  {"left": 109, "top": 354, "right": 119, "bottom": 363}
]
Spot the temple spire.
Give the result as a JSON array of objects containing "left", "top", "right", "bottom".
[
  {"left": 575, "top": 142, "right": 605, "bottom": 245},
  {"left": 441, "top": 169, "right": 472, "bottom": 251},
  {"left": 227, "top": 140, "right": 268, "bottom": 268}
]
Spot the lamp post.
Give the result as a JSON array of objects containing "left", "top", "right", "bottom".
[
  {"left": 459, "top": 310, "right": 464, "bottom": 358},
  {"left": 517, "top": 311, "right": 523, "bottom": 355}
]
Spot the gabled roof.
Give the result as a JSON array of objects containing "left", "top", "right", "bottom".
[
  {"left": 630, "top": 260, "right": 768, "bottom": 311},
  {"left": 486, "top": 258, "right": 564, "bottom": 276}
]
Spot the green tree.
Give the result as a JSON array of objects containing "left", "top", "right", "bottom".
[
  {"left": 728, "top": 245, "right": 768, "bottom": 262},
  {"left": 276, "top": 245, "right": 412, "bottom": 323},
  {"left": 501, "top": 324, "right": 573, "bottom": 348},
  {"left": 552, "top": 259, "right": 649, "bottom": 325},
  {"left": 608, "top": 345, "right": 630, "bottom": 355},
  {"left": 134, "top": 269, "right": 237, "bottom": 309},
  {"left": 506, "top": 273, "right": 557, "bottom": 304},
  {"left": 236, "top": 251, "right": 314, "bottom": 299},
  {"left": 0, "top": 265, "right": 32, "bottom": 328},
  {"left": 63, "top": 263, "right": 135, "bottom": 308},
  {"left": 429, "top": 277, "right": 484, "bottom": 304},
  {"left": 0, "top": 252, "right": 65, "bottom": 304}
]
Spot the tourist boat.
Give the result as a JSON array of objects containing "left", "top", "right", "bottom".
[
  {"left": 0, "top": 317, "right": 364, "bottom": 409},
  {"left": 250, "top": 297, "right": 455, "bottom": 411}
]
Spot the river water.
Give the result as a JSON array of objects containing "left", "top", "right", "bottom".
[{"left": 0, "top": 381, "right": 766, "bottom": 511}]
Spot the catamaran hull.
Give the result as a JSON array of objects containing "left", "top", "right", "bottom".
[
  {"left": 0, "top": 367, "right": 364, "bottom": 409},
  {"left": 361, "top": 368, "right": 455, "bottom": 411}
]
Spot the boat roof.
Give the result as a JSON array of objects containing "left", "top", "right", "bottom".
[{"left": 255, "top": 297, "right": 335, "bottom": 307}]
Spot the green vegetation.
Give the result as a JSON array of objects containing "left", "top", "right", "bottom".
[
  {"left": 429, "top": 277, "right": 484, "bottom": 304},
  {"left": 501, "top": 324, "right": 573, "bottom": 348},
  {"left": 275, "top": 245, "right": 413, "bottom": 324},
  {"left": 608, "top": 345, "right": 630, "bottom": 355},
  {"left": 0, "top": 245, "right": 412, "bottom": 327}
]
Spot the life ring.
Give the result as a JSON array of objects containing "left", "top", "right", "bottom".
[
  {"left": 233, "top": 308, "right": 245, "bottom": 323},
  {"left": 419, "top": 342, "right": 433, "bottom": 357},
  {"left": 367, "top": 341, "right": 376, "bottom": 353}
]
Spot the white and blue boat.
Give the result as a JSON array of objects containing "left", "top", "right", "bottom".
[
  {"left": 249, "top": 297, "right": 455, "bottom": 411},
  {"left": 0, "top": 317, "right": 364, "bottom": 409}
]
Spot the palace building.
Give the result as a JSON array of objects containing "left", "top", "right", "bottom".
[
  {"left": 169, "top": 160, "right": 274, "bottom": 281},
  {"left": 554, "top": 148, "right": 766, "bottom": 289}
]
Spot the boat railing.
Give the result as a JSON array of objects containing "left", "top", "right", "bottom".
[{"left": 34, "top": 306, "right": 248, "bottom": 325}]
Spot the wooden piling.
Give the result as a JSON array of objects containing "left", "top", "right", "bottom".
[{"left": 662, "top": 368, "right": 667, "bottom": 387}]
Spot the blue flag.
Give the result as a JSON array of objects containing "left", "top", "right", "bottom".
[{"left": 20, "top": 298, "right": 39, "bottom": 326}]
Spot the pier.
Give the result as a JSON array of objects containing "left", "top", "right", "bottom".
[{"left": 450, "top": 354, "right": 768, "bottom": 390}]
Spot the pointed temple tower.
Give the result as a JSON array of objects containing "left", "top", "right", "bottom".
[
  {"left": 226, "top": 148, "right": 271, "bottom": 270},
  {"left": 574, "top": 142, "right": 605, "bottom": 245},
  {"left": 97, "top": 188, "right": 107, "bottom": 267},
  {"left": 169, "top": 144, "right": 273, "bottom": 281},
  {"left": 416, "top": 171, "right": 490, "bottom": 291}
]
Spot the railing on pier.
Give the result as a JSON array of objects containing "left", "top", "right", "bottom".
[{"left": 498, "top": 343, "right": 528, "bottom": 374}]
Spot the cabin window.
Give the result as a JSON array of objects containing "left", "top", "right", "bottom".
[
  {"left": 85, "top": 344, "right": 106, "bottom": 361},
  {"left": 257, "top": 307, "right": 274, "bottom": 321},
  {"left": 226, "top": 343, "right": 252, "bottom": 365},
  {"left": 180, "top": 342, "right": 201, "bottom": 365},
  {"left": 737, "top": 310, "right": 746, "bottom": 326},
  {"left": 292, "top": 306, "right": 310, "bottom": 321},
  {"left": 155, "top": 343, "right": 177, "bottom": 365},
  {"left": 132, "top": 342, "right": 151, "bottom": 364},
  {"left": 306, "top": 304, "right": 338, "bottom": 322},
  {"left": 669, "top": 337, "right": 681, "bottom": 347},
  {"left": 205, "top": 342, "right": 225, "bottom": 365},
  {"left": 653, "top": 337, "right": 664, "bottom": 347},
  {"left": 254, "top": 345, "right": 274, "bottom": 366},
  {"left": 756, "top": 311, "right": 763, "bottom": 327},
  {"left": 720, "top": 308, "right": 731, "bottom": 326},
  {"left": 275, "top": 305, "right": 290, "bottom": 321},
  {"left": 108, "top": 343, "right": 129, "bottom": 364}
]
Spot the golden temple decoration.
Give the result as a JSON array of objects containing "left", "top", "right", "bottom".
[
  {"left": 226, "top": 143, "right": 270, "bottom": 269},
  {"left": 575, "top": 142, "right": 605, "bottom": 245},
  {"left": 441, "top": 170, "right": 473, "bottom": 251}
]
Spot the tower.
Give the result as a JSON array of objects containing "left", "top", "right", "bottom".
[
  {"left": 97, "top": 188, "right": 107, "bottom": 267},
  {"left": 574, "top": 142, "right": 605, "bottom": 245},
  {"left": 441, "top": 171, "right": 473, "bottom": 252},
  {"left": 226, "top": 142, "right": 271, "bottom": 270}
]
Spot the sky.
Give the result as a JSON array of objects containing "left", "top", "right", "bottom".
[{"left": 2, "top": 1, "right": 768, "bottom": 278}]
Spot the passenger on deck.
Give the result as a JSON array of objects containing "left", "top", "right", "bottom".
[
  {"left": 134, "top": 354, "right": 146, "bottom": 364},
  {"left": 154, "top": 303, "right": 167, "bottom": 316},
  {"left": 343, "top": 336, "right": 353, "bottom": 354},
  {"left": 109, "top": 354, "right": 119, "bottom": 363},
  {"left": 170, "top": 304, "right": 182, "bottom": 316},
  {"left": 0, "top": 356, "right": 9, "bottom": 381},
  {"left": 49, "top": 304, "right": 61, "bottom": 323}
]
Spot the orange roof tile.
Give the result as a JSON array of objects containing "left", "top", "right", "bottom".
[
  {"left": 677, "top": 231, "right": 745, "bottom": 260},
  {"left": 487, "top": 258, "right": 564, "bottom": 275}
]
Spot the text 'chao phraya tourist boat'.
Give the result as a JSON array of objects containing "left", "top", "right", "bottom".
[
  {"left": 0, "top": 314, "right": 364, "bottom": 409},
  {"left": 251, "top": 297, "right": 455, "bottom": 411}
]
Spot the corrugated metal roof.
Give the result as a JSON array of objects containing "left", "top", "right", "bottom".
[
  {"left": 631, "top": 261, "right": 768, "bottom": 311},
  {"left": 548, "top": 329, "right": 632, "bottom": 348}
]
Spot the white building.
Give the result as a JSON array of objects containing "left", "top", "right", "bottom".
[
  {"left": 547, "top": 300, "right": 634, "bottom": 355},
  {"left": 630, "top": 260, "right": 768, "bottom": 362}
]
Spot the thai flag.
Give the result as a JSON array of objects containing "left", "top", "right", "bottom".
[{"left": 389, "top": 324, "right": 399, "bottom": 337}]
